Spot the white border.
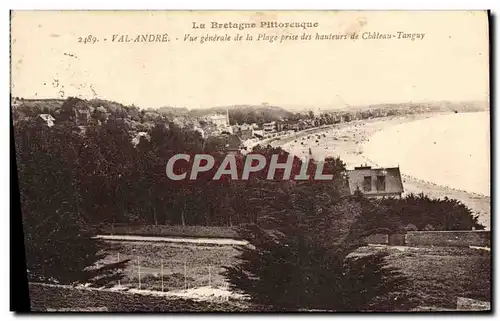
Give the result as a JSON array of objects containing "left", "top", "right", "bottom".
[{"left": 4, "top": 1, "right": 499, "bottom": 10}]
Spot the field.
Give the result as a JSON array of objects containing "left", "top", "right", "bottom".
[
  {"left": 29, "top": 283, "right": 250, "bottom": 312},
  {"left": 353, "top": 245, "right": 491, "bottom": 310},
  {"left": 100, "top": 240, "right": 240, "bottom": 291},
  {"left": 95, "top": 240, "right": 491, "bottom": 311}
]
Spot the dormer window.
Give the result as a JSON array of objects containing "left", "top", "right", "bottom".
[
  {"left": 363, "top": 176, "right": 372, "bottom": 191},
  {"left": 376, "top": 175, "right": 386, "bottom": 191}
]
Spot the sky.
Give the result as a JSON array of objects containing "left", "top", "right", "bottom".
[{"left": 11, "top": 11, "right": 490, "bottom": 110}]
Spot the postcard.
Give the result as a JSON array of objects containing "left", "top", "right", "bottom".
[{"left": 11, "top": 10, "right": 490, "bottom": 312}]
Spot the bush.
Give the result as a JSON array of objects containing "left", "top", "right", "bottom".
[
  {"left": 224, "top": 225, "right": 409, "bottom": 311},
  {"left": 375, "top": 193, "right": 484, "bottom": 232},
  {"left": 423, "top": 224, "right": 435, "bottom": 231},
  {"left": 405, "top": 224, "right": 418, "bottom": 231}
]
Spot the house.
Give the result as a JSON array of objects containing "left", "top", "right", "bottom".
[
  {"left": 207, "top": 110, "right": 233, "bottom": 135},
  {"left": 240, "top": 129, "right": 253, "bottom": 140},
  {"left": 208, "top": 109, "right": 230, "bottom": 127},
  {"left": 193, "top": 126, "right": 206, "bottom": 138},
  {"left": 253, "top": 129, "right": 264, "bottom": 139},
  {"left": 92, "top": 106, "right": 109, "bottom": 125},
  {"left": 74, "top": 105, "right": 91, "bottom": 125},
  {"left": 233, "top": 123, "right": 253, "bottom": 140},
  {"left": 131, "top": 132, "right": 151, "bottom": 146},
  {"left": 286, "top": 121, "right": 300, "bottom": 131},
  {"left": 37, "top": 114, "right": 55, "bottom": 127},
  {"left": 275, "top": 121, "right": 285, "bottom": 132},
  {"left": 209, "top": 114, "right": 229, "bottom": 127},
  {"left": 215, "top": 133, "right": 244, "bottom": 155},
  {"left": 263, "top": 121, "right": 276, "bottom": 133},
  {"left": 298, "top": 119, "right": 314, "bottom": 130},
  {"left": 346, "top": 166, "right": 404, "bottom": 198}
]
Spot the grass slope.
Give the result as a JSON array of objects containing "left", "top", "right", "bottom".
[{"left": 98, "top": 240, "right": 490, "bottom": 311}]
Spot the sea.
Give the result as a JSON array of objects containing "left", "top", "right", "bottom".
[{"left": 363, "top": 112, "right": 490, "bottom": 196}]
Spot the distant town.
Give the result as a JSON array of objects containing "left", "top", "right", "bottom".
[{"left": 11, "top": 97, "right": 488, "bottom": 159}]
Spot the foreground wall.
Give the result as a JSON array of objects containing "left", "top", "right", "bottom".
[
  {"left": 100, "top": 225, "right": 491, "bottom": 248},
  {"left": 100, "top": 224, "right": 240, "bottom": 239},
  {"left": 405, "top": 231, "right": 491, "bottom": 248},
  {"left": 365, "top": 231, "right": 491, "bottom": 248}
]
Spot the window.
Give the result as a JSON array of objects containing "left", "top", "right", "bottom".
[
  {"left": 376, "top": 175, "right": 386, "bottom": 191},
  {"left": 363, "top": 176, "right": 372, "bottom": 192}
]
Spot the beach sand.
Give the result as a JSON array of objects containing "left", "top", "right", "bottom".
[{"left": 273, "top": 113, "right": 491, "bottom": 229}]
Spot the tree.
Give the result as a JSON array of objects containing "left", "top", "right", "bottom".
[
  {"left": 22, "top": 206, "right": 130, "bottom": 286},
  {"left": 224, "top": 161, "right": 410, "bottom": 311},
  {"left": 376, "top": 193, "right": 484, "bottom": 231},
  {"left": 405, "top": 223, "right": 418, "bottom": 231},
  {"left": 225, "top": 213, "right": 409, "bottom": 311},
  {"left": 14, "top": 118, "right": 129, "bottom": 286}
]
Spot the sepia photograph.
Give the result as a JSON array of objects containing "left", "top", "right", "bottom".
[{"left": 10, "top": 10, "right": 491, "bottom": 312}]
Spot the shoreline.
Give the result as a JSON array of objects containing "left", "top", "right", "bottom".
[{"left": 274, "top": 112, "right": 490, "bottom": 229}]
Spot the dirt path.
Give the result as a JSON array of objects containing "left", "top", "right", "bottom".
[{"left": 94, "top": 234, "right": 249, "bottom": 246}]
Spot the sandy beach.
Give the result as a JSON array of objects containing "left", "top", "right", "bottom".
[{"left": 274, "top": 113, "right": 491, "bottom": 229}]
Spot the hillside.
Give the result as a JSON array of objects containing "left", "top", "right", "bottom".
[
  {"left": 188, "top": 104, "right": 294, "bottom": 125},
  {"left": 285, "top": 100, "right": 489, "bottom": 114},
  {"left": 11, "top": 98, "right": 66, "bottom": 110},
  {"left": 189, "top": 104, "right": 289, "bottom": 115},
  {"left": 13, "top": 97, "right": 487, "bottom": 119},
  {"left": 12, "top": 97, "right": 489, "bottom": 131},
  {"left": 157, "top": 106, "right": 190, "bottom": 116},
  {"left": 346, "top": 100, "right": 489, "bottom": 112},
  {"left": 12, "top": 98, "right": 293, "bottom": 123}
]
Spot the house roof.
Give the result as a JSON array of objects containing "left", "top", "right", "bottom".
[
  {"left": 39, "top": 114, "right": 55, "bottom": 121},
  {"left": 131, "top": 131, "right": 151, "bottom": 146},
  {"left": 38, "top": 114, "right": 55, "bottom": 127},
  {"left": 346, "top": 166, "right": 404, "bottom": 196}
]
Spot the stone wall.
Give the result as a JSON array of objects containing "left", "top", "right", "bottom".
[
  {"left": 364, "top": 231, "right": 491, "bottom": 248},
  {"left": 364, "top": 234, "right": 388, "bottom": 244},
  {"left": 100, "top": 224, "right": 239, "bottom": 239},
  {"left": 405, "top": 231, "right": 490, "bottom": 248}
]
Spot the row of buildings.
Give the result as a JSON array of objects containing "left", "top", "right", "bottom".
[
  {"left": 200, "top": 112, "right": 405, "bottom": 200},
  {"left": 32, "top": 108, "right": 405, "bottom": 199},
  {"left": 196, "top": 111, "right": 264, "bottom": 140},
  {"left": 198, "top": 111, "right": 322, "bottom": 141}
]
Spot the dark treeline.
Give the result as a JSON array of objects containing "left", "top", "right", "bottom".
[
  {"left": 13, "top": 98, "right": 342, "bottom": 228},
  {"left": 13, "top": 97, "right": 484, "bottom": 230},
  {"left": 228, "top": 101, "right": 488, "bottom": 127}
]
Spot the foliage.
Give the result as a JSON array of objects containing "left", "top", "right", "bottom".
[
  {"left": 405, "top": 223, "right": 418, "bottom": 231},
  {"left": 224, "top": 179, "right": 410, "bottom": 311},
  {"left": 14, "top": 120, "right": 129, "bottom": 285},
  {"left": 375, "top": 193, "right": 485, "bottom": 231}
]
